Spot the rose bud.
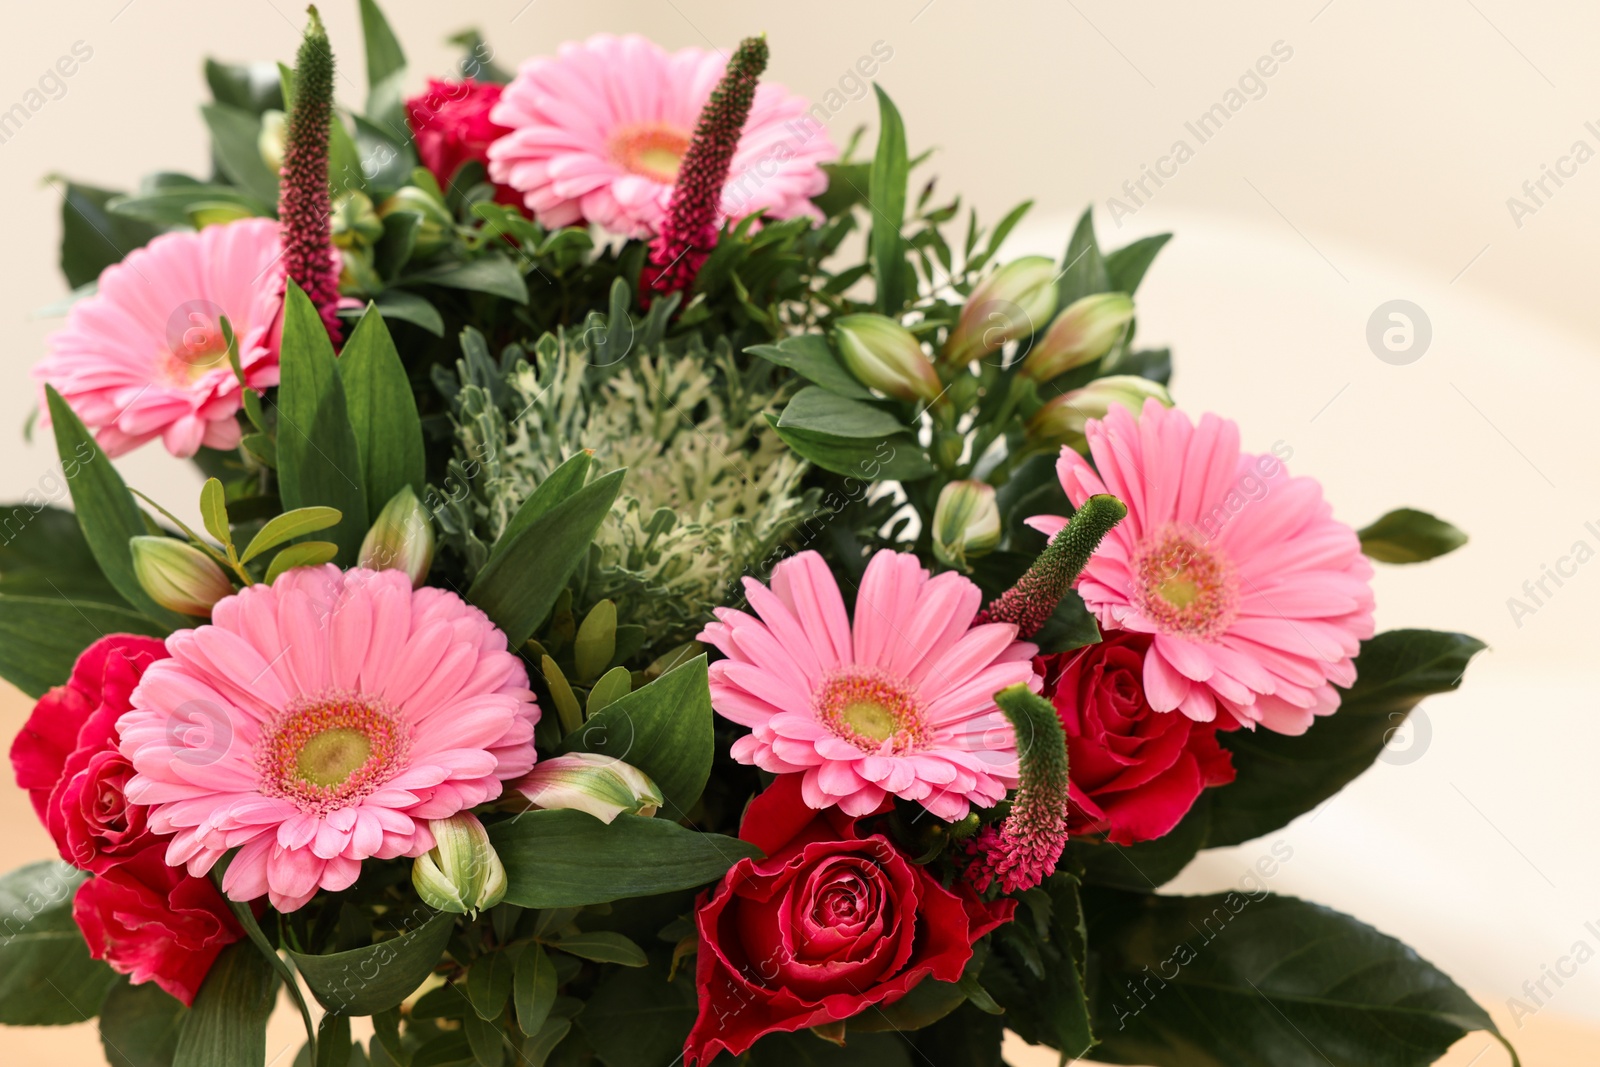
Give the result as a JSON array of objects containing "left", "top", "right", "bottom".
[
  {"left": 129, "top": 536, "right": 232, "bottom": 617},
  {"left": 379, "top": 186, "right": 454, "bottom": 259},
  {"left": 932, "top": 479, "right": 1001, "bottom": 571},
  {"left": 942, "top": 256, "right": 1057, "bottom": 367},
  {"left": 1021, "top": 292, "right": 1135, "bottom": 381},
  {"left": 512, "top": 752, "right": 663, "bottom": 824},
  {"left": 1025, "top": 375, "right": 1172, "bottom": 452},
  {"left": 412, "top": 812, "right": 507, "bottom": 917},
  {"left": 833, "top": 314, "right": 942, "bottom": 402},
  {"left": 359, "top": 485, "right": 435, "bottom": 587}
]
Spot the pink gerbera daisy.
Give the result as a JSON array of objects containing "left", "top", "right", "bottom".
[
  {"left": 118, "top": 566, "right": 538, "bottom": 912},
  {"left": 35, "top": 218, "right": 283, "bottom": 458},
  {"left": 698, "top": 550, "right": 1041, "bottom": 821},
  {"left": 1030, "top": 399, "right": 1375, "bottom": 735},
  {"left": 487, "top": 33, "right": 836, "bottom": 238}
]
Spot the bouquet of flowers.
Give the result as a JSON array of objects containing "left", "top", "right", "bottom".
[{"left": 1, "top": 4, "right": 1518, "bottom": 1066}]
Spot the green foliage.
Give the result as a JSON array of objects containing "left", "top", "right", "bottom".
[
  {"left": 0, "top": 862, "right": 117, "bottom": 1024},
  {"left": 172, "top": 942, "right": 278, "bottom": 1067},
  {"left": 1359, "top": 507, "right": 1469, "bottom": 563}
]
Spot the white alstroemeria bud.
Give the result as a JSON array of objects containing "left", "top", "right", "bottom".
[
  {"left": 412, "top": 812, "right": 507, "bottom": 917},
  {"left": 1026, "top": 375, "right": 1173, "bottom": 452},
  {"left": 833, "top": 314, "right": 942, "bottom": 402},
  {"left": 258, "top": 110, "right": 287, "bottom": 174},
  {"left": 932, "top": 480, "right": 1001, "bottom": 571},
  {"left": 1021, "top": 293, "right": 1135, "bottom": 382},
  {"left": 513, "top": 752, "right": 664, "bottom": 824},
  {"left": 943, "top": 256, "right": 1058, "bottom": 367},
  {"left": 359, "top": 486, "right": 434, "bottom": 587},
  {"left": 129, "top": 536, "right": 233, "bottom": 617}
]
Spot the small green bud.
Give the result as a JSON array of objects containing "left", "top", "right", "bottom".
[
  {"left": 1021, "top": 292, "right": 1135, "bottom": 381},
  {"left": 258, "top": 109, "right": 287, "bottom": 174},
  {"left": 331, "top": 191, "right": 384, "bottom": 250},
  {"left": 359, "top": 486, "right": 435, "bottom": 587},
  {"left": 1025, "top": 375, "right": 1172, "bottom": 452},
  {"left": 129, "top": 536, "right": 232, "bottom": 617},
  {"left": 513, "top": 752, "right": 664, "bottom": 824},
  {"left": 379, "top": 186, "right": 454, "bottom": 259},
  {"left": 943, "top": 256, "right": 1057, "bottom": 367},
  {"left": 833, "top": 314, "right": 943, "bottom": 402},
  {"left": 412, "top": 812, "right": 507, "bottom": 917},
  {"left": 932, "top": 480, "right": 1001, "bottom": 571}
]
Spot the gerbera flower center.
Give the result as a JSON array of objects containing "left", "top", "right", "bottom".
[
  {"left": 158, "top": 313, "right": 230, "bottom": 385},
  {"left": 611, "top": 124, "right": 691, "bottom": 183},
  {"left": 1131, "top": 525, "right": 1240, "bottom": 642},
  {"left": 813, "top": 667, "right": 929, "bottom": 754},
  {"left": 257, "top": 691, "right": 409, "bottom": 813}
]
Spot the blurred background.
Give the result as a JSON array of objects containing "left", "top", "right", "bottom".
[{"left": 3, "top": 1, "right": 1599, "bottom": 1063}]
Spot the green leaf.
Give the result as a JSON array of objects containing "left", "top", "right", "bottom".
[
  {"left": 265, "top": 541, "right": 341, "bottom": 583},
  {"left": 173, "top": 941, "right": 279, "bottom": 1067},
  {"left": 204, "top": 58, "right": 284, "bottom": 114},
  {"left": 745, "top": 336, "right": 873, "bottom": 399},
  {"left": 107, "top": 186, "right": 269, "bottom": 229},
  {"left": 560, "top": 655, "right": 713, "bottom": 820},
  {"left": 771, "top": 420, "right": 934, "bottom": 482},
  {"left": 847, "top": 974, "right": 966, "bottom": 1032},
  {"left": 573, "top": 599, "right": 617, "bottom": 683},
  {"left": 1358, "top": 508, "right": 1469, "bottom": 564},
  {"left": 0, "top": 504, "right": 127, "bottom": 604},
  {"left": 497, "top": 452, "right": 594, "bottom": 552},
  {"left": 199, "top": 479, "right": 230, "bottom": 547},
  {"left": 240, "top": 506, "right": 344, "bottom": 563},
  {"left": 779, "top": 386, "right": 911, "bottom": 439},
  {"left": 748, "top": 1031, "right": 913, "bottom": 1066},
  {"left": 1206, "top": 629, "right": 1486, "bottom": 848},
  {"left": 357, "top": 0, "right": 407, "bottom": 128},
  {"left": 585, "top": 666, "right": 631, "bottom": 717},
  {"left": 406, "top": 254, "right": 529, "bottom": 303},
  {"left": 275, "top": 282, "right": 369, "bottom": 562},
  {"left": 56, "top": 180, "right": 164, "bottom": 288},
  {"left": 468, "top": 470, "right": 624, "bottom": 647},
  {"left": 370, "top": 288, "right": 445, "bottom": 336},
  {"left": 868, "top": 86, "right": 910, "bottom": 313},
  {"left": 575, "top": 962, "right": 696, "bottom": 1067},
  {"left": 0, "top": 862, "right": 117, "bottom": 1024},
  {"left": 1085, "top": 888, "right": 1517, "bottom": 1067},
  {"left": 1104, "top": 233, "right": 1171, "bottom": 295},
  {"left": 466, "top": 946, "right": 517, "bottom": 1021},
  {"left": 339, "top": 306, "right": 427, "bottom": 515},
  {"left": 200, "top": 103, "right": 280, "bottom": 205},
  {"left": 45, "top": 386, "right": 185, "bottom": 628},
  {"left": 0, "top": 594, "right": 168, "bottom": 697},
  {"left": 288, "top": 910, "right": 455, "bottom": 1016},
  {"left": 1057, "top": 207, "right": 1110, "bottom": 306},
  {"left": 904, "top": 1002, "right": 1005, "bottom": 1067},
  {"left": 984, "top": 874, "right": 1093, "bottom": 1058},
  {"left": 549, "top": 932, "right": 647, "bottom": 967},
  {"left": 462, "top": 1010, "right": 505, "bottom": 1067},
  {"left": 513, "top": 944, "right": 557, "bottom": 1037},
  {"left": 1073, "top": 790, "right": 1214, "bottom": 892},
  {"left": 489, "top": 810, "right": 759, "bottom": 909},
  {"left": 519, "top": 1016, "right": 573, "bottom": 1067},
  {"left": 100, "top": 978, "right": 188, "bottom": 1067}
]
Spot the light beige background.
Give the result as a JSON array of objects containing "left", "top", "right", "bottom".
[{"left": 3, "top": 1, "right": 1599, "bottom": 1063}]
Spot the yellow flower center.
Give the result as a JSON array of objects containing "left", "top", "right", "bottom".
[
  {"left": 1132, "top": 525, "right": 1241, "bottom": 641},
  {"left": 258, "top": 692, "right": 408, "bottom": 813},
  {"left": 611, "top": 124, "right": 691, "bottom": 183},
  {"left": 814, "top": 668, "right": 929, "bottom": 754}
]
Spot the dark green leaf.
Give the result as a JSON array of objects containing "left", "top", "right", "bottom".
[
  {"left": 275, "top": 282, "right": 369, "bottom": 562},
  {"left": 358, "top": 0, "right": 407, "bottom": 128},
  {"left": 462, "top": 1010, "right": 504, "bottom": 1067},
  {"left": 467, "top": 470, "right": 623, "bottom": 647},
  {"left": 847, "top": 974, "right": 966, "bottom": 1032},
  {"left": 519, "top": 1016, "right": 572, "bottom": 1067},
  {"left": 1057, "top": 207, "right": 1109, "bottom": 306},
  {"left": 1074, "top": 791, "right": 1214, "bottom": 892},
  {"left": 747, "top": 1030, "right": 913, "bottom": 1066},
  {"left": 513, "top": 944, "right": 557, "bottom": 1037},
  {"left": 173, "top": 941, "right": 278, "bottom": 1067},
  {"left": 204, "top": 59, "right": 284, "bottom": 114},
  {"left": 200, "top": 103, "right": 280, "bottom": 205},
  {"left": 407, "top": 255, "right": 529, "bottom": 303},
  {"left": 1358, "top": 508, "right": 1468, "bottom": 564},
  {"left": 1104, "top": 233, "right": 1172, "bottom": 295},
  {"left": 984, "top": 874, "right": 1092, "bottom": 1058},
  {"left": 779, "top": 386, "right": 908, "bottom": 439},
  {"left": 100, "top": 978, "right": 188, "bottom": 1067},
  {"left": 56, "top": 180, "right": 164, "bottom": 289},
  {"left": 745, "top": 336, "right": 872, "bottom": 399},
  {"left": 868, "top": 86, "right": 910, "bottom": 313},
  {"left": 0, "top": 594, "right": 168, "bottom": 698},
  {"left": 339, "top": 306, "right": 427, "bottom": 514},
  {"left": 0, "top": 504, "right": 127, "bottom": 604},
  {"left": 0, "top": 862, "right": 117, "bottom": 1024},
  {"left": 240, "top": 506, "right": 343, "bottom": 563},
  {"left": 549, "top": 932, "right": 647, "bottom": 967},
  {"left": 1085, "top": 888, "right": 1516, "bottom": 1067},
  {"left": 45, "top": 386, "right": 185, "bottom": 628},
  {"left": 107, "top": 186, "right": 268, "bottom": 229},
  {"left": 490, "top": 810, "right": 759, "bottom": 909},
  {"left": 560, "top": 655, "right": 713, "bottom": 819},
  {"left": 288, "top": 910, "right": 455, "bottom": 1016},
  {"left": 370, "top": 289, "right": 445, "bottom": 336},
  {"left": 575, "top": 962, "right": 696, "bottom": 1067},
  {"left": 497, "top": 452, "right": 593, "bottom": 552},
  {"left": 466, "top": 947, "right": 517, "bottom": 1021},
  {"left": 1207, "top": 629, "right": 1486, "bottom": 847},
  {"left": 770, "top": 420, "right": 934, "bottom": 481},
  {"left": 904, "top": 1002, "right": 1004, "bottom": 1067}
]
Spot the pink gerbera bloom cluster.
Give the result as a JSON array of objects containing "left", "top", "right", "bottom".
[
  {"left": 35, "top": 218, "right": 283, "bottom": 458},
  {"left": 118, "top": 566, "right": 538, "bottom": 912},
  {"left": 488, "top": 34, "right": 835, "bottom": 239},
  {"left": 1032, "top": 399, "right": 1375, "bottom": 735},
  {"left": 698, "top": 549, "right": 1040, "bottom": 820}
]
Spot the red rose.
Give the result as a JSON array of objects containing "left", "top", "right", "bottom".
[
  {"left": 1044, "top": 633, "right": 1235, "bottom": 846},
  {"left": 405, "top": 78, "right": 522, "bottom": 207},
  {"left": 73, "top": 844, "right": 244, "bottom": 1006},
  {"left": 10, "top": 634, "right": 168, "bottom": 872},
  {"left": 683, "top": 776, "right": 1015, "bottom": 1064}
]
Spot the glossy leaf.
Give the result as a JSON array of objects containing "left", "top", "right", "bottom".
[
  {"left": 339, "top": 306, "right": 426, "bottom": 516},
  {"left": 868, "top": 86, "right": 909, "bottom": 313},
  {"left": 265, "top": 541, "right": 341, "bottom": 584},
  {"left": 549, "top": 932, "right": 647, "bottom": 967},
  {"left": 172, "top": 941, "right": 278, "bottom": 1067},
  {"left": 288, "top": 910, "right": 455, "bottom": 1016},
  {"left": 0, "top": 594, "right": 168, "bottom": 698},
  {"left": 1057, "top": 207, "right": 1110, "bottom": 306},
  {"left": 0, "top": 504, "right": 126, "bottom": 604},
  {"left": 1104, "top": 233, "right": 1172, "bottom": 295},
  {"left": 200, "top": 103, "right": 279, "bottom": 205},
  {"left": 0, "top": 862, "right": 117, "bottom": 1024},
  {"left": 513, "top": 943, "right": 557, "bottom": 1037},
  {"left": 100, "top": 978, "right": 188, "bottom": 1067},
  {"left": 745, "top": 335, "right": 873, "bottom": 400},
  {"left": 1358, "top": 508, "right": 1468, "bottom": 564},
  {"left": 489, "top": 810, "right": 759, "bottom": 909},
  {"left": 199, "top": 478, "right": 230, "bottom": 546},
  {"left": 240, "top": 506, "right": 343, "bottom": 562},
  {"left": 576, "top": 962, "right": 696, "bottom": 1067},
  {"left": 407, "top": 254, "right": 529, "bottom": 303}
]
